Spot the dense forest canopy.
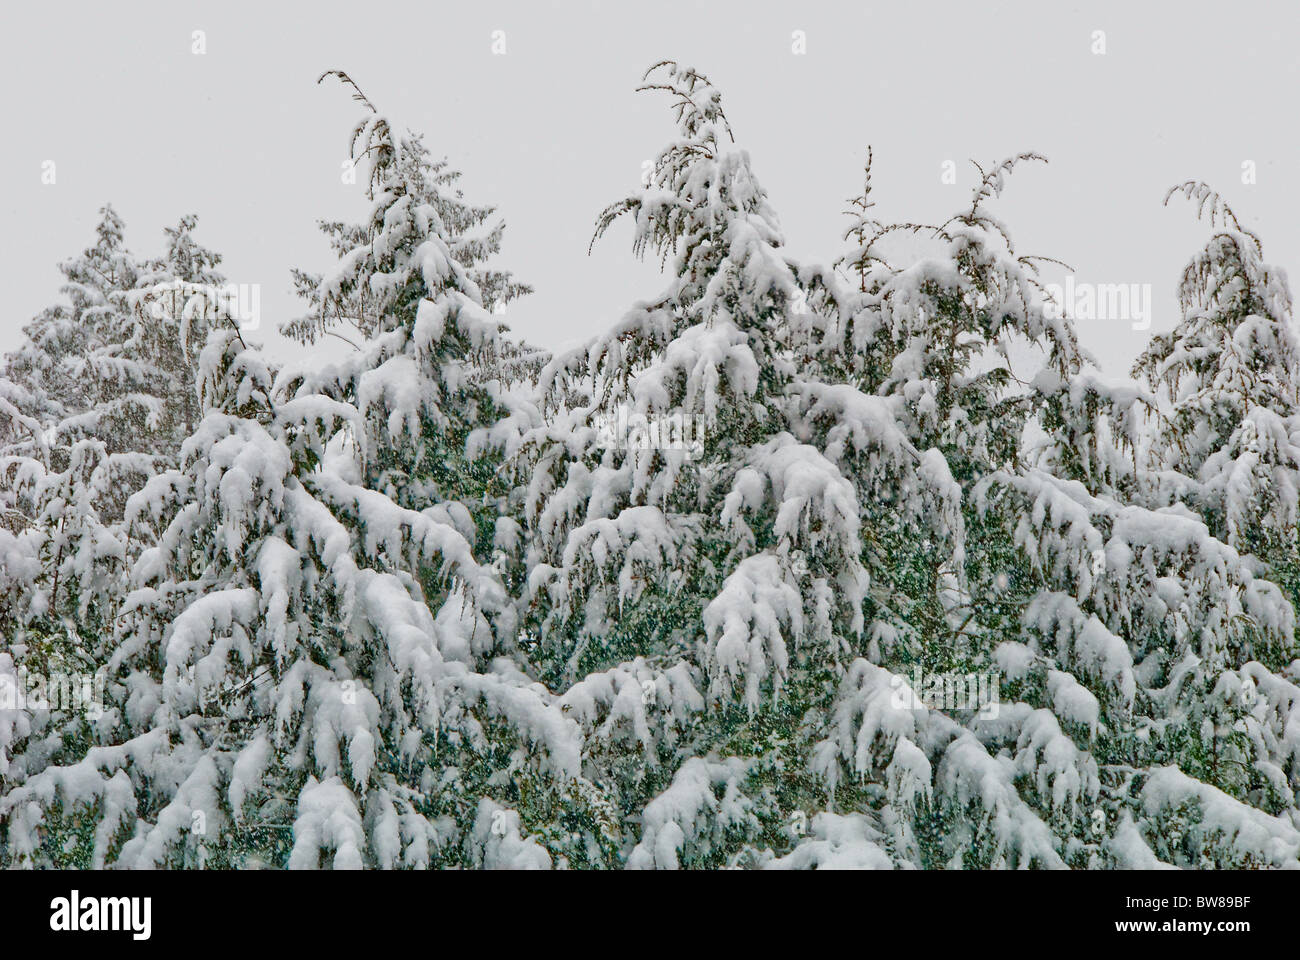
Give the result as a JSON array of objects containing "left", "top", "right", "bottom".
[{"left": 2, "top": 64, "right": 1299, "bottom": 870}]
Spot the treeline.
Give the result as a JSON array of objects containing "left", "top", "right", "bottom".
[{"left": 1, "top": 64, "right": 1298, "bottom": 869}]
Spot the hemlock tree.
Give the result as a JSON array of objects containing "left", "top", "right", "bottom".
[
  {"left": 0, "top": 211, "right": 231, "bottom": 798},
  {"left": 968, "top": 183, "right": 1300, "bottom": 867},
  {"left": 0, "top": 81, "right": 571, "bottom": 869},
  {"left": 1135, "top": 183, "right": 1300, "bottom": 605},
  {"left": 3, "top": 207, "right": 226, "bottom": 469},
  {"left": 799, "top": 152, "right": 1142, "bottom": 867},
  {"left": 519, "top": 63, "right": 1029, "bottom": 868},
  {"left": 284, "top": 72, "right": 538, "bottom": 567},
  {"left": 1, "top": 206, "right": 138, "bottom": 453}
]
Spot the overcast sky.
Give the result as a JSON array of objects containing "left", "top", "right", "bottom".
[{"left": 2, "top": 0, "right": 1297, "bottom": 380}]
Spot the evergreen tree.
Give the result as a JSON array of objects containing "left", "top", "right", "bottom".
[
  {"left": 520, "top": 63, "right": 970, "bottom": 868},
  {"left": 1135, "top": 183, "right": 1300, "bottom": 603},
  {"left": 969, "top": 183, "right": 1300, "bottom": 866},
  {"left": 0, "top": 209, "right": 229, "bottom": 736},
  {"left": 1, "top": 80, "right": 568, "bottom": 869}
]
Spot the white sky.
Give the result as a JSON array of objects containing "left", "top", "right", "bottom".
[{"left": 3, "top": 0, "right": 1297, "bottom": 382}]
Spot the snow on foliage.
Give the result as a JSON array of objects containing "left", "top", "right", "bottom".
[{"left": 3, "top": 66, "right": 1300, "bottom": 869}]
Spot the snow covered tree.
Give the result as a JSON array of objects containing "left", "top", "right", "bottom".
[
  {"left": 1, "top": 77, "right": 575, "bottom": 870},
  {"left": 963, "top": 183, "right": 1300, "bottom": 867},
  {"left": 283, "top": 72, "right": 538, "bottom": 571},
  {"left": 2, "top": 206, "right": 225, "bottom": 469},
  {"left": 789, "top": 151, "right": 1134, "bottom": 867},
  {"left": 1135, "top": 183, "right": 1300, "bottom": 604},
  {"left": 1, "top": 207, "right": 137, "bottom": 451},
  {"left": 0, "top": 209, "right": 229, "bottom": 722},
  {"left": 0, "top": 309, "right": 579, "bottom": 869},
  {"left": 515, "top": 62, "right": 973, "bottom": 868}
]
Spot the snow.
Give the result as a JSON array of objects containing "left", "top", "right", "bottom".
[
  {"left": 3, "top": 63, "right": 1300, "bottom": 872},
  {"left": 765, "top": 812, "right": 895, "bottom": 869}
]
